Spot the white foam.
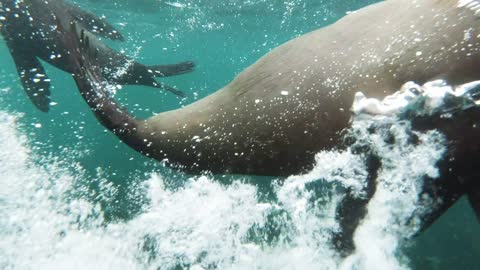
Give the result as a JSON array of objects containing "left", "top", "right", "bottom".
[
  {"left": 0, "top": 79, "right": 464, "bottom": 269},
  {"left": 352, "top": 80, "right": 480, "bottom": 118},
  {"left": 341, "top": 119, "right": 445, "bottom": 270},
  {"left": 0, "top": 110, "right": 366, "bottom": 269}
]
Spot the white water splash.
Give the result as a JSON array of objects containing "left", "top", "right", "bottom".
[
  {"left": 340, "top": 121, "right": 445, "bottom": 270},
  {"left": 352, "top": 80, "right": 480, "bottom": 117},
  {"left": 0, "top": 112, "right": 104, "bottom": 270},
  {"left": 1, "top": 77, "right": 465, "bottom": 269}
]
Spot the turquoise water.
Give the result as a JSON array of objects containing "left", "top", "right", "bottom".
[{"left": 0, "top": 1, "right": 479, "bottom": 269}]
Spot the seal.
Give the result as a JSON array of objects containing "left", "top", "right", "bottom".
[
  {"left": 0, "top": 0, "right": 195, "bottom": 112},
  {"left": 70, "top": 0, "right": 480, "bottom": 175},
  {"left": 62, "top": 0, "right": 480, "bottom": 255}
]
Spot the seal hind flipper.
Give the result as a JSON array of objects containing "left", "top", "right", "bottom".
[
  {"left": 148, "top": 61, "right": 196, "bottom": 77},
  {"left": 8, "top": 46, "right": 51, "bottom": 112},
  {"left": 72, "top": 24, "right": 188, "bottom": 97},
  {"left": 155, "top": 81, "right": 186, "bottom": 97},
  {"left": 66, "top": 3, "right": 124, "bottom": 41},
  {"left": 467, "top": 184, "right": 480, "bottom": 221}
]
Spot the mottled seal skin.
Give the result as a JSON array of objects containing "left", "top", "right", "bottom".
[
  {"left": 0, "top": 0, "right": 194, "bottom": 112},
  {"left": 65, "top": 0, "right": 480, "bottom": 255}
]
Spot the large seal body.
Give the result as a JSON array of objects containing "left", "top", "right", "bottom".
[
  {"left": 133, "top": 0, "right": 480, "bottom": 175},
  {"left": 59, "top": 0, "right": 480, "bottom": 255}
]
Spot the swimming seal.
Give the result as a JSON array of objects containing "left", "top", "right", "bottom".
[
  {"left": 0, "top": 0, "right": 195, "bottom": 112},
  {"left": 71, "top": 0, "right": 480, "bottom": 175},
  {"left": 63, "top": 0, "right": 480, "bottom": 255}
]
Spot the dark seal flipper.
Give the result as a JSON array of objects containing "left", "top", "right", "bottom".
[
  {"left": 114, "top": 60, "right": 188, "bottom": 97},
  {"left": 414, "top": 169, "right": 467, "bottom": 233},
  {"left": 409, "top": 103, "right": 480, "bottom": 230},
  {"left": 72, "top": 26, "right": 190, "bottom": 97},
  {"left": 148, "top": 61, "right": 195, "bottom": 77},
  {"left": 154, "top": 81, "right": 187, "bottom": 97},
  {"left": 467, "top": 183, "right": 480, "bottom": 222},
  {"left": 333, "top": 154, "right": 381, "bottom": 256},
  {"left": 143, "top": 61, "right": 196, "bottom": 96},
  {"left": 6, "top": 42, "right": 51, "bottom": 112}
]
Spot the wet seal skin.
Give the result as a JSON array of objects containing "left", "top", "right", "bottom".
[
  {"left": 0, "top": 0, "right": 195, "bottom": 112},
  {"left": 59, "top": 0, "right": 480, "bottom": 256},
  {"left": 69, "top": 0, "right": 480, "bottom": 176}
]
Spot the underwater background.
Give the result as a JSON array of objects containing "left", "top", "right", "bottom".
[{"left": 0, "top": 0, "right": 479, "bottom": 269}]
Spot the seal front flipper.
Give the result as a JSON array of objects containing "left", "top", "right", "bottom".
[{"left": 8, "top": 48, "right": 51, "bottom": 112}]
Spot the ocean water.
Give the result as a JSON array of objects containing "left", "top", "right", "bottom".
[{"left": 0, "top": 1, "right": 479, "bottom": 269}]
